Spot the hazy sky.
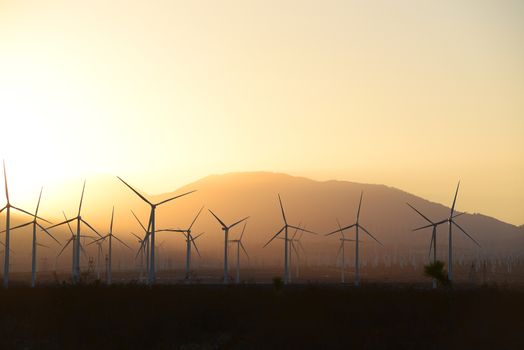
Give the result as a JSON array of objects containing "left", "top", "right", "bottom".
[{"left": 0, "top": 0, "right": 523, "bottom": 225}]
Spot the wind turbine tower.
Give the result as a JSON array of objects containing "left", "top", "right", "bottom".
[
  {"left": 117, "top": 176, "right": 195, "bottom": 284},
  {"left": 264, "top": 194, "right": 316, "bottom": 285},
  {"left": 325, "top": 192, "right": 382, "bottom": 287},
  {"left": 209, "top": 210, "right": 249, "bottom": 284}
]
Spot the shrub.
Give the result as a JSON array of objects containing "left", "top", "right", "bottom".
[
  {"left": 424, "top": 260, "right": 451, "bottom": 288},
  {"left": 272, "top": 276, "right": 284, "bottom": 291}
]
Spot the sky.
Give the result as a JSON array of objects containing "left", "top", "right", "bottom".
[{"left": 0, "top": 0, "right": 523, "bottom": 225}]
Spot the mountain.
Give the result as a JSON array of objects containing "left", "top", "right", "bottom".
[{"left": 2, "top": 172, "right": 522, "bottom": 270}]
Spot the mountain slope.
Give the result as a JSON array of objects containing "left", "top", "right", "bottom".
[{"left": 2, "top": 172, "right": 522, "bottom": 269}]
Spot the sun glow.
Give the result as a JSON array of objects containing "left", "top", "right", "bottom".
[{"left": 1, "top": 0, "right": 523, "bottom": 224}]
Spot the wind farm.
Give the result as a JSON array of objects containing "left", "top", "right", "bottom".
[{"left": 1, "top": 0, "right": 523, "bottom": 348}]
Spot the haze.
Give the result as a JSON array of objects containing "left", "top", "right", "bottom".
[{"left": 0, "top": 0, "right": 523, "bottom": 225}]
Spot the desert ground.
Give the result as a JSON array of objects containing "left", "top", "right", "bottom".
[{"left": 0, "top": 281, "right": 523, "bottom": 349}]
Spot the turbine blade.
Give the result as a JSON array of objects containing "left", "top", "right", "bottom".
[
  {"left": 109, "top": 206, "right": 115, "bottom": 234},
  {"left": 131, "top": 210, "right": 148, "bottom": 233},
  {"left": 135, "top": 244, "right": 144, "bottom": 259},
  {"left": 36, "top": 242, "right": 50, "bottom": 249},
  {"left": 240, "top": 241, "right": 249, "bottom": 259},
  {"left": 36, "top": 222, "right": 61, "bottom": 245},
  {"left": 57, "top": 238, "right": 72, "bottom": 257},
  {"left": 263, "top": 226, "right": 285, "bottom": 248},
  {"left": 406, "top": 203, "right": 434, "bottom": 225},
  {"left": 113, "top": 234, "right": 132, "bottom": 250},
  {"left": 190, "top": 237, "right": 201, "bottom": 257},
  {"left": 450, "top": 181, "right": 460, "bottom": 216},
  {"left": 191, "top": 232, "right": 204, "bottom": 241},
  {"left": 414, "top": 217, "right": 448, "bottom": 232},
  {"left": 278, "top": 194, "right": 287, "bottom": 224},
  {"left": 0, "top": 221, "right": 32, "bottom": 233},
  {"left": 229, "top": 216, "right": 249, "bottom": 229},
  {"left": 452, "top": 220, "right": 481, "bottom": 247},
  {"left": 8, "top": 206, "right": 47, "bottom": 223},
  {"left": 87, "top": 235, "right": 108, "bottom": 246},
  {"left": 156, "top": 229, "right": 186, "bottom": 233},
  {"left": 35, "top": 187, "right": 43, "bottom": 217},
  {"left": 45, "top": 217, "right": 76, "bottom": 231},
  {"left": 428, "top": 231, "right": 435, "bottom": 260},
  {"left": 155, "top": 190, "right": 196, "bottom": 206},
  {"left": 359, "top": 225, "right": 383, "bottom": 246},
  {"left": 356, "top": 191, "right": 363, "bottom": 221},
  {"left": 78, "top": 180, "right": 86, "bottom": 217},
  {"left": 117, "top": 176, "right": 152, "bottom": 205},
  {"left": 208, "top": 209, "right": 227, "bottom": 228},
  {"left": 3, "top": 160, "right": 9, "bottom": 203},
  {"left": 80, "top": 218, "right": 102, "bottom": 237},
  {"left": 291, "top": 223, "right": 301, "bottom": 240},
  {"left": 0, "top": 206, "right": 5, "bottom": 214},
  {"left": 188, "top": 206, "right": 204, "bottom": 231},
  {"left": 336, "top": 218, "right": 344, "bottom": 238},
  {"left": 290, "top": 241, "right": 299, "bottom": 256},
  {"left": 62, "top": 212, "right": 75, "bottom": 236},
  {"left": 288, "top": 225, "right": 317, "bottom": 235},
  {"left": 130, "top": 232, "right": 142, "bottom": 241},
  {"left": 325, "top": 224, "right": 356, "bottom": 236},
  {"left": 239, "top": 221, "right": 247, "bottom": 241}
]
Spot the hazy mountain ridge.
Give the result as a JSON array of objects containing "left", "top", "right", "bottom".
[{"left": 1, "top": 172, "right": 522, "bottom": 270}]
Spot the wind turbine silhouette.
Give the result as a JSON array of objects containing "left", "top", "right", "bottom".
[
  {"left": 45, "top": 181, "right": 101, "bottom": 284},
  {"left": 279, "top": 224, "right": 305, "bottom": 282},
  {"left": 56, "top": 212, "right": 96, "bottom": 280},
  {"left": 327, "top": 219, "right": 356, "bottom": 284},
  {"left": 130, "top": 232, "right": 147, "bottom": 278},
  {"left": 117, "top": 176, "right": 195, "bottom": 284},
  {"left": 326, "top": 191, "right": 382, "bottom": 287},
  {"left": 208, "top": 210, "right": 249, "bottom": 284},
  {"left": 130, "top": 210, "right": 150, "bottom": 280},
  {"left": 413, "top": 182, "right": 480, "bottom": 282},
  {"left": 0, "top": 161, "right": 51, "bottom": 288},
  {"left": 407, "top": 202, "right": 463, "bottom": 288},
  {"left": 88, "top": 207, "right": 131, "bottom": 284},
  {"left": 157, "top": 206, "right": 204, "bottom": 280},
  {"left": 229, "top": 221, "right": 249, "bottom": 284},
  {"left": 0, "top": 188, "right": 59, "bottom": 287},
  {"left": 264, "top": 194, "right": 316, "bottom": 285}
]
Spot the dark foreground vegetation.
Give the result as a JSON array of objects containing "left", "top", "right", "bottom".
[{"left": 0, "top": 284, "right": 523, "bottom": 349}]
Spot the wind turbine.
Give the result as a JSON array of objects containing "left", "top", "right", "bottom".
[
  {"left": 407, "top": 203, "right": 462, "bottom": 288},
  {"left": 0, "top": 161, "right": 50, "bottom": 288},
  {"left": 157, "top": 206, "right": 204, "bottom": 280},
  {"left": 45, "top": 181, "right": 101, "bottom": 284},
  {"left": 208, "top": 210, "right": 249, "bottom": 284},
  {"left": 56, "top": 212, "right": 96, "bottom": 281},
  {"left": 182, "top": 232, "right": 204, "bottom": 280},
  {"left": 89, "top": 207, "right": 131, "bottom": 284},
  {"left": 229, "top": 222, "right": 249, "bottom": 284},
  {"left": 117, "top": 176, "right": 195, "bottom": 284},
  {"left": 130, "top": 232, "right": 147, "bottom": 278},
  {"left": 130, "top": 210, "right": 151, "bottom": 279},
  {"left": 281, "top": 225, "right": 304, "bottom": 282},
  {"left": 325, "top": 191, "right": 382, "bottom": 287},
  {"left": 328, "top": 219, "right": 356, "bottom": 284},
  {"left": 413, "top": 182, "right": 480, "bottom": 283},
  {"left": 264, "top": 194, "right": 317, "bottom": 285},
  {"left": 0, "top": 188, "right": 60, "bottom": 287}
]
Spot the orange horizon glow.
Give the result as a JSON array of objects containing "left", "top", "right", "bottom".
[{"left": 0, "top": 1, "right": 523, "bottom": 225}]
